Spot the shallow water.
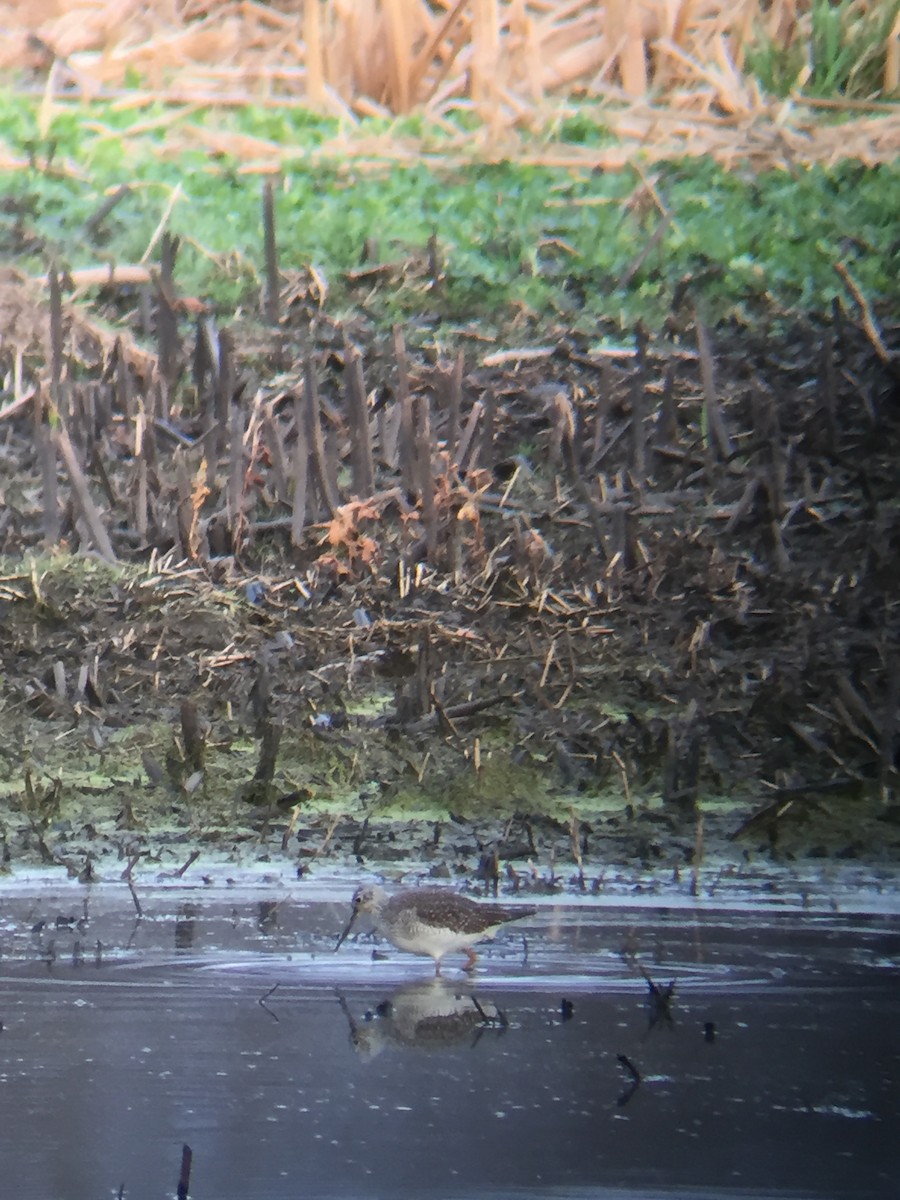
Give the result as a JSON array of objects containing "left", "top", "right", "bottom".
[{"left": 0, "top": 881, "right": 898, "bottom": 1200}]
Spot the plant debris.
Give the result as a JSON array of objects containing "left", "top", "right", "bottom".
[{"left": 0, "top": 234, "right": 897, "bottom": 872}]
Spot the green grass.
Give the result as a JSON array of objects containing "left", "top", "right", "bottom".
[
  {"left": 746, "top": 0, "right": 900, "bottom": 99},
  {"left": 0, "top": 91, "right": 897, "bottom": 337}
]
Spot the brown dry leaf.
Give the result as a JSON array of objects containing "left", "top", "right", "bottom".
[
  {"left": 318, "top": 499, "right": 383, "bottom": 575},
  {"left": 325, "top": 498, "right": 381, "bottom": 547}
]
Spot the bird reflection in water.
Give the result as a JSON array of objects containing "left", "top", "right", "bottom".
[{"left": 337, "top": 979, "right": 510, "bottom": 1060}]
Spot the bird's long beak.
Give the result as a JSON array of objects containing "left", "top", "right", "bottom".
[{"left": 335, "top": 907, "right": 358, "bottom": 951}]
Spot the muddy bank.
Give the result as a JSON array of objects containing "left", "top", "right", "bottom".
[{"left": 0, "top": 269, "right": 898, "bottom": 874}]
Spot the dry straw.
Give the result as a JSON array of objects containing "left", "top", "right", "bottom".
[{"left": 0, "top": 1, "right": 897, "bottom": 166}]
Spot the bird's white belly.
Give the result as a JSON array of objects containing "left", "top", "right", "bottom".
[{"left": 391, "top": 920, "right": 493, "bottom": 959}]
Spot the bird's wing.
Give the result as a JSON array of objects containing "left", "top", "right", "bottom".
[{"left": 400, "top": 889, "right": 532, "bottom": 933}]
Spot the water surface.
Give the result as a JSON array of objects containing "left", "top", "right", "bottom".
[{"left": 0, "top": 882, "right": 897, "bottom": 1199}]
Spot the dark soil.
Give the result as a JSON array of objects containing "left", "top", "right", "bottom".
[{"left": 0, "top": 264, "right": 898, "bottom": 877}]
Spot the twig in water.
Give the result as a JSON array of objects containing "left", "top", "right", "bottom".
[
  {"left": 122, "top": 854, "right": 143, "bottom": 918},
  {"left": 174, "top": 850, "right": 200, "bottom": 879}
]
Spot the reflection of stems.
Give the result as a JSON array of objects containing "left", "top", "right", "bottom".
[
  {"left": 258, "top": 983, "right": 280, "bottom": 1022},
  {"left": 616, "top": 1053, "right": 642, "bottom": 1108},
  {"left": 691, "top": 811, "right": 705, "bottom": 897},
  {"left": 617, "top": 1053, "right": 641, "bottom": 1083},
  {"left": 126, "top": 876, "right": 143, "bottom": 918},
  {"left": 176, "top": 1144, "right": 192, "bottom": 1200},
  {"left": 471, "top": 995, "right": 508, "bottom": 1028},
  {"left": 336, "top": 993, "right": 364, "bottom": 1052}
]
